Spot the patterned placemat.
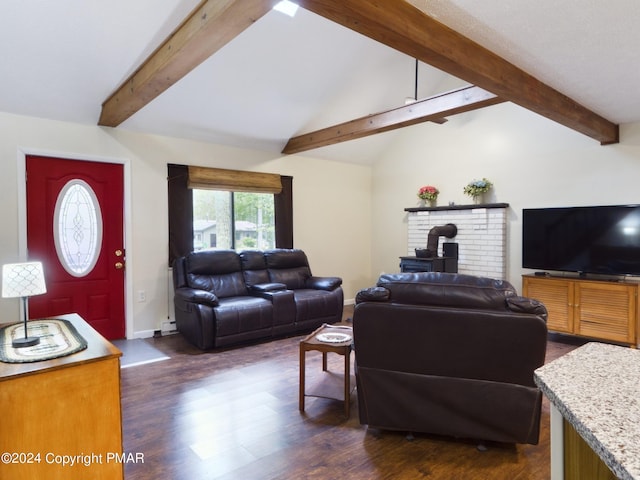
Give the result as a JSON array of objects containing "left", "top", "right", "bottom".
[{"left": 0, "top": 318, "right": 88, "bottom": 363}]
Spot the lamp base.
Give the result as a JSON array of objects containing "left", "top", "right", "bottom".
[{"left": 12, "top": 336, "right": 40, "bottom": 348}]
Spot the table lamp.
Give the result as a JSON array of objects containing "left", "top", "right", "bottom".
[{"left": 2, "top": 261, "right": 47, "bottom": 348}]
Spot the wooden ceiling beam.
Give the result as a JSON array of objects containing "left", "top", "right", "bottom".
[
  {"left": 98, "top": 0, "right": 277, "bottom": 127},
  {"left": 99, "top": 0, "right": 619, "bottom": 147},
  {"left": 283, "top": 86, "right": 505, "bottom": 154},
  {"left": 296, "top": 0, "right": 619, "bottom": 145}
]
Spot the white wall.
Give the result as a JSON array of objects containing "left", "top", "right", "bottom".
[
  {"left": 0, "top": 112, "right": 372, "bottom": 337},
  {"left": 372, "top": 102, "right": 640, "bottom": 291}
]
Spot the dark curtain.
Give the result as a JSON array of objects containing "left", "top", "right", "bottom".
[
  {"left": 275, "top": 175, "right": 293, "bottom": 248},
  {"left": 167, "top": 165, "right": 293, "bottom": 265},
  {"left": 167, "top": 164, "right": 193, "bottom": 266}
]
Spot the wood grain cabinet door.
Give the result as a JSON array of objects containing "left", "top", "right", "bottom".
[
  {"left": 523, "top": 276, "right": 574, "bottom": 334},
  {"left": 575, "top": 282, "right": 636, "bottom": 344}
]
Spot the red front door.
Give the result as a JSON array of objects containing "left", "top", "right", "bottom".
[{"left": 26, "top": 155, "right": 125, "bottom": 339}]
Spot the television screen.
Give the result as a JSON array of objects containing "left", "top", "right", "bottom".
[{"left": 522, "top": 205, "right": 640, "bottom": 276}]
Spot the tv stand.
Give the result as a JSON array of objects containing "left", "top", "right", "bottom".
[
  {"left": 535, "top": 271, "right": 628, "bottom": 283},
  {"left": 522, "top": 274, "right": 638, "bottom": 347}
]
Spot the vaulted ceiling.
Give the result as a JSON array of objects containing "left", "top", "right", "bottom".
[{"left": 2, "top": 1, "right": 639, "bottom": 164}]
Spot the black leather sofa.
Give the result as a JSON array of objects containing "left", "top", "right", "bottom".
[
  {"left": 353, "top": 272, "right": 548, "bottom": 445},
  {"left": 173, "top": 249, "right": 344, "bottom": 349}
]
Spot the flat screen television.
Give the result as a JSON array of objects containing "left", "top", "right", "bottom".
[{"left": 522, "top": 205, "right": 640, "bottom": 277}]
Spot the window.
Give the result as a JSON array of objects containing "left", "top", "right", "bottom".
[
  {"left": 193, "top": 189, "right": 275, "bottom": 250},
  {"left": 53, "top": 179, "right": 103, "bottom": 277},
  {"left": 167, "top": 164, "right": 293, "bottom": 265}
]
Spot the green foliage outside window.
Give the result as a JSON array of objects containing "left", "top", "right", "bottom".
[{"left": 193, "top": 190, "right": 275, "bottom": 250}]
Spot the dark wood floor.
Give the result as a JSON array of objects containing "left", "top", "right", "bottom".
[{"left": 120, "top": 306, "right": 587, "bottom": 480}]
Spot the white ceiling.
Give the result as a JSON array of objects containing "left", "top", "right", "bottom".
[{"left": 1, "top": 1, "right": 639, "bottom": 164}]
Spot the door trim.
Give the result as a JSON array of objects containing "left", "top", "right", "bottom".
[{"left": 16, "top": 148, "right": 134, "bottom": 339}]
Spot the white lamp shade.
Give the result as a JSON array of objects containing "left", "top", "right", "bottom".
[{"left": 2, "top": 262, "right": 47, "bottom": 298}]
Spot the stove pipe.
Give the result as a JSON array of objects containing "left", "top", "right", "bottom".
[{"left": 419, "top": 223, "right": 457, "bottom": 258}]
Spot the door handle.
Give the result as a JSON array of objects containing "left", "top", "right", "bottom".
[{"left": 115, "top": 262, "right": 124, "bottom": 270}]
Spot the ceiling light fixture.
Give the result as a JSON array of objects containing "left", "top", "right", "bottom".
[
  {"left": 405, "top": 59, "right": 419, "bottom": 105},
  {"left": 273, "top": 0, "right": 299, "bottom": 17},
  {"left": 405, "top": 59, "right": 448, "bottom": 124}
]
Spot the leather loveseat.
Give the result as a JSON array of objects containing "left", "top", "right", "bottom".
[
  {"left": 353, "top": 272, "right": 548, "bottom": 445},
  {"left": 173, "top": 249, "right": 344, "bottom": 349}
]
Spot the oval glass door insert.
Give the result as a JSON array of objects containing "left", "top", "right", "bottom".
[{"left": 53, "top": 179, "right": 103, "bottom": 277}]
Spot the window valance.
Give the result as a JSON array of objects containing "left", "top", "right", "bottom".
[
  {"left": 187, "top": 166, "right": 282, "bottom": 194},
  {"left": 168, "top": 164, "right": 293, "bottom": 266}
]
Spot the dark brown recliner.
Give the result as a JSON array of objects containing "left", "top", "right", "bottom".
[{"left": 353, "top": 272, "right": 547, "bottom": 445}]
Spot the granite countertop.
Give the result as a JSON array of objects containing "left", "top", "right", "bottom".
[{"left": 534, "top": 342, "right": 640, "bottom": 480}]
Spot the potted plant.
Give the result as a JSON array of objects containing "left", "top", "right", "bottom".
[
  {"left": 463, "top": 178, "right": 492, "bottom": 204},
  {"left": 417, "top": 185, "right": 439, "bottom": 206}
]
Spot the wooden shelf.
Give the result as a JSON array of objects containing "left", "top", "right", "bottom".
[{"left": 405, "top": 202, "right": 509, "bottom": 212}]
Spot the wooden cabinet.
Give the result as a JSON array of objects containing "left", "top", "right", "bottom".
[
  {"left": 0, "top": 314, "right": 123, "bottom": 480},
  {"left": 523, "top": 275, "right": 638, "bottom": 347},
  {"left": 563, "top": 419, "right": 618, "bottom": 479}
]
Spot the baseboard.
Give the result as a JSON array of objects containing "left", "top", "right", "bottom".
[
  {"left": 132, "top": 329, "right": 156, "bottom": 339},
  {"left": 161, "top": 319, "right": 177, "bottom": 333}
]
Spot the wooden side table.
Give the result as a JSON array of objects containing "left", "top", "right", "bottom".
[
  {"left": 299, "top": 324, "right": 355, "bottom": 417},
  {"left": 0, "top": 313, "right": 123, "bottom": 480}
]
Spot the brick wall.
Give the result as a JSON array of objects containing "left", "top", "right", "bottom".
[{"left": 407, "top": 205, "right": 508, "bottom": 279}]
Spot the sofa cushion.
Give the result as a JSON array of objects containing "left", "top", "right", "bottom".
[
  {"left": 264, "top": 249, "right": 312, "bottom": 289},
  {"left": 268, "top": 268, "right": 309, "bottom": 289},
  {"left": 377, "top": 272, "right": 516, "bottom": 310},
  {"left": 239, "top": 250, "right": 271, "bottom": 286},
  {"left": 214, "top": 296, "right": 273, "bottom": 336},
  {"left": 293, "top": 288, "right": 343, "bottom": 324},
  {"left": 264, "top": 249, "right": 309, "bottom": 269},
  {"left": 185, "top": 250, "right": 247, "bottom": 298},
  {"left": 186, "top": 250, "right": 240, "bottom": 274}
]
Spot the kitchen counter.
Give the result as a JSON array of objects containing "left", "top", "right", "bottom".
[{"left": 534, "top": 342, "right": 640, "bottom": 479}]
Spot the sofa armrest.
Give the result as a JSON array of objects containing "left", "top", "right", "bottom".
[
  {"left": 251, "top": 288, "right": 295, "bottom": 301},
  {"left": 249, "top": 282, "right": 287, "bottom": 293},
  {"left": 506, "top": 296, "right": 547, "bottom": 319},
  {"left": 175, "top": 287, "right": 219, "bottom": 307},
  {"left": 355, "top": 286, "right": 390, "bottom": 304},
  {"left": 306, "top": 276, "right": 342, "bottom": 291}
]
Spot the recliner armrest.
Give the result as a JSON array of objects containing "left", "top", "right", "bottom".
[
  {"left": 306, "top": 276, "right": 342, "bottom": 291},
  {"left": 355, "top": 286, "right": 390, "bottom": 304},
  {"left": 506, "top": 296, "right": 547, "bottom": 319},
  {"left": 175, "top": 287, "right": 219, "bottom": 307},
  {"left": 249, "top": 282, "right": 287, "bottom": 293}
]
